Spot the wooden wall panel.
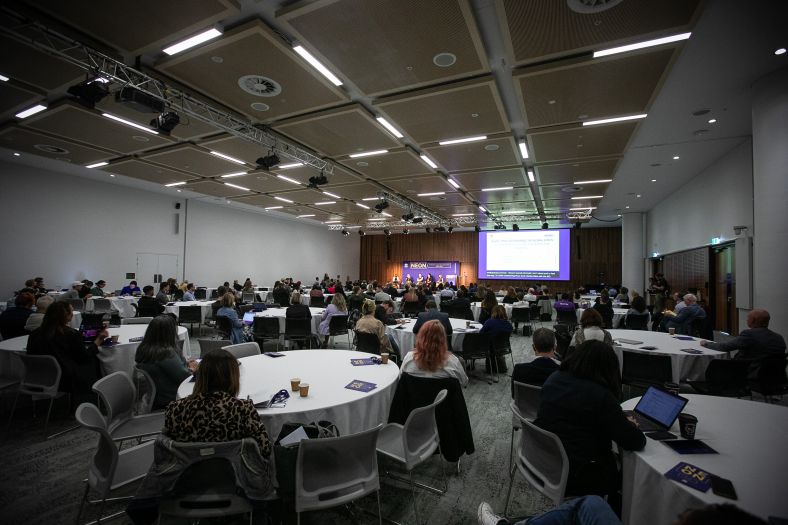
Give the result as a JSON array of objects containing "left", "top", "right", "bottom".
[
  {"left": 662, "top": 247, "right": 709, "bottom": 301},
  {"left": 359, "top": 228, "right": 622, "bottom": 295}
]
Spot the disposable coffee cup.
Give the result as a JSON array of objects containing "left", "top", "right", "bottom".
[
  {"left": 299, "top": 383, "right": 310, "bottom": 397},
  {"left": 380, "top": 353, "right": 389, "bottom": 364},
  {"left": 678, "top": 413, "right": 698, "bottom": 439},
  {"left": 664, "top": 382, "right": 680, "bottom": 396},
  {"left": 668, "top": 327, "right": 676, "bottom": 336},
  {"left": 111, "top": 335, "right": 119, "bottom": 343},
  {"left": 290, "top": 377, "right": 301, "bottom": 392}
]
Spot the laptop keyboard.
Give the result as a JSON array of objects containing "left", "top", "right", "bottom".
[{"left": 625, "top": 410, "right": 664, "bottom": 432}]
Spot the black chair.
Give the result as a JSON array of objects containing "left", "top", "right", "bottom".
[
  {"left": 491, "top": 332, "right": 514, "bottom": 375},
  {"left": 598, "top": 308, "right": 614, "bottom": 330},
  {"left": 510, "top": 307, "right": 531, "bottom": 334},
  {"left": 309, "top": 296, "right": 325, "bottom": 307},
  {"left": 177, "top": 305, "right": 203, "bottom": 336},
  {"left": 460, "top": 332, "right": 495, "bottom": 384},
  {"left": 553, "top": 324, "right": 573, "bottom": 359},
  {"left": 691, "top": 316, "right": 713, "bottom": 339},
  {"left": 327, "top": 315, "right": 350, "bottom": 348},
  {"left": 450, "top": 304, "right": 474, "bottom": 321},
  {"left": 624, "top": 314, "right": 649, "bottom": 330},
  {"left": 354, "top": 331, "right": 381, "bottom": 355},
  {"left": 252, "top": 317, "right": 281, "bottom": 350},
  {"left": 173, "top": 289, "right": 184, "bottom": 301},
  {"left": 210, "top": 289, "right": 220, "bottom": 299},
  {"left": 215, "top": 316, "right": 233, "bottom": 340},
  {"left": 402, "top": 301, "right": 421, "bottom": 318},
  {"left": 439, "top": 300, "right": 453, "bottom": 314},
  {"left": 749, "top": 355, "right": 788, "bottom": 402},
  {"left": 555, "top": 310, "right": 577, "bottom": 331},
  {"left": 687, "top": 359, "right": 751, "bottom": 397},
  {"left": 284, "top": 318, "right": 312, "bottom": 349},
  {"left": 81, "top": 312, "right": 107, "bottom": 328},
  {"left": 194, "top": 288, "right": 207, "bottom": 300},
  {"left": 621, "top": 351, "right": 673, "bottom": 395}
]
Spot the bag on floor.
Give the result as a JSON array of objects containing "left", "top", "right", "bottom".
[
  {"left": 522, "top": 325, "right": 533, "bottom": 336},
  {"left": 273, "top": 420, "right": 340, "bottom": 498}
]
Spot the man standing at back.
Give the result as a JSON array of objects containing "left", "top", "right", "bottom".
[{"left": 412, "top": 300, "right": 452, "bottom": 336}]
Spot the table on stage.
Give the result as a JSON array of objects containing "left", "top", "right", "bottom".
[
  {"left": 621, "top": 394, "right": 788, "bottom": 525},
  {"left": 609, "top": 329, "right": 726, "bottom": 383},
  {"left": 177, "top": 350, "right": 399, "bottom": 441},
  {"left": 385, "top": 317, "right": 482, "bottom": 359}
]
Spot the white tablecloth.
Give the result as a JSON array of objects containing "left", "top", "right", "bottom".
[
  {"left": 251, "top": 307, "right": 325, "bottom": 336},
  {"left": 609, "top": 329, "right": 726, "bottom": 383},
  {"left": 385, "top": 317, "right": 480, "bottom": 359},
  {"left": 621, "top": 395, "right": 788, "bottom": 524},
  {"left": 165, "top": 300, "right": 214, "bottom": 322},
  {"left": 577, "top": 307, "right": 629, "bottom": 327},
  {"left": 87, "top": 296, "right": 139, "bottom": 318},
  {"left": 177, "top": 350, "right": 399, "bottom": 441}
]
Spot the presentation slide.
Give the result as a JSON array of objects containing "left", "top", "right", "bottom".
[{"left": 478, "top": 229, "right": 570, "bottom": 280}]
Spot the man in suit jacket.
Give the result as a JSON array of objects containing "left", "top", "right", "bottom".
[
  {"left": 700, "top": 309, "right": 786, "bottom": 374},
  {"left": 512, "top": 327, "right": 560, "bottom": 394},
  {"left": 412, "top": 300, "right": 452, "bottom": 336},
  {"left": 664, "top": 294, "right": 705, "bottom": 334}
]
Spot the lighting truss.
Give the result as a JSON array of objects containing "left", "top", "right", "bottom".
[{"left": 0, "top": 11, "right": 332, "bottom": 175}]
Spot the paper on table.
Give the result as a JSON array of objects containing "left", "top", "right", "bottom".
[{"left": 279, "top": 426, "right": 309, "bottom": 447}]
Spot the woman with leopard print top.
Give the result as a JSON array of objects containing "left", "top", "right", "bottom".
[{"left": 164, "top": 349, "right": 271, "bottom": 457}]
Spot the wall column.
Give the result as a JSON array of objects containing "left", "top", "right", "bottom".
[
  {"left": 621, "top": 212, "right": 645, "bottom": 295},
  {"left": 751, "top": 66, "right": 788, "bottom": 335}
]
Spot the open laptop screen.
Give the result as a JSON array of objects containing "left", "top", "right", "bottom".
[
  {"left": 242, "top": 312, "right": 255, "bottom": 325},
  {"left": 634, "top": 386, "right": 688, "bottom": 429}
]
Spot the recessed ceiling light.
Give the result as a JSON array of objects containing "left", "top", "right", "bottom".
[
  {"left": 356, "top": 203, "right": 370, "bottom": 209},
  {"left": 276, "top": 174, "right": 301, "bottom": 185},
  {"left": 453, "top": 213, "right": 475, "bottom": 217},
  {"left": 368, "top": 218, "right": 385, "bottom": 222},
  {"left": 265, "top": 206, "right": 283, "bottom": 210},
  {"left": 163, "top": 28, "right": 222, "bottom": 55},
  {"left": 85, "top": 161, "right": 108, "bottom": 169},
  {"left": 13, "top": 152, "right": 21, "bottom": 156},
  {"left": 439, "top": 135, "right": 487, "bottom": 146},
  {"left": 278, "top": 162, "right": 303, "bottom": 169},
  {"left": 527, "top": 170, "right": 535, "bottom": 182},
  {"left": 481, "top": 186, "right": 513, "bottom": 192},
  {"left": 323, "top": 191, "right": 341, "bottom": 199},
  {"left": 220, "top": 172, "right": 247, "bottom": 178},
  {"left": 324, "top": 220, "right": 341, "bottom": 224},
  {"left": 673, "top": 155, "right": 680, "bottom": 160},
  {"left": 625, "top": 205, "right": 630, "bottom": 209},
  {"left": 417, "top": 192, "right": 445, "bottom": 197},
  {"left": 315, "top": 201, "right": 335, "bottom": 205},
  {"left": 775, "top": 47, "right": 787, "bottom": 55},
  {"left": 420, "top": 155, "right": 438, "bottom": 169},
  {"left": 593, "top": 32, "right": 691, "bottom": 58},
  {"left": 224, "top": 182, "right": 250, "bottom": 192},
  {"left": 176, "top": 189, "right": 181, "bottom": 192},
  {"left": 573, "top": 179, "right": 612, "bottom": 184},
  {"left": 15, "top": 104, "right": 48, "bottom": 119},
  {"left": 0, "top": 73, "right": 9, "bottom": 82},
  {"left": 569, "top": 207, "right": 597, "bottom": 211},
  {"left": 274, "top": 196, "right": 293, "bottom": 203},
  {"left": 478, "top": 205, "right": 487, "bottom": 212},
  {"left": 165, "top": 181, "right": 187, "bottom": 187},
  {"left": 582, "top": 114, "right": 647, "bottom": 126},
  {"left": 349, "top": 149, "right": 388, "bottom": 158},
  {"left": 361, "top": 197, "right": 379, "bottom": 201},
  {"left": 651, "top": 179, "right": 657, "bottom": 182},
  {"left": 376, "top": 117, "right": 404, "bottom": 138},
  {"left": 518, "top": 141, "right": 529, "bottom": 159},
  {"left": 297, "top": 214, "right": 315, "bottom": 218},
  {"left": 101, "top": 112, "right": 158, "bottom": 133},
  {"left": 501, "top": 210, "right": 526, "bottom": 215},
  {"left": 447, "top": 178, "right": 460, "bottom": 189},
  {"left": 636, "top": 194, "right": 642, "bottom": 198},
  {"left": 381, "top": 212, "right": 392, "bottom": 217},
  {"left": 708, "top": 118, "right": 717, "bottom": 124},
  {"left": 109, "top": 174, "right": 116, "bottom": 177},
  {"left": 570, "top": 195, "right": 603, "bottom": 200},
  {"left": 293, "top": 45, "right": 343, "bottom": 86},
  {"left": 210, "top": 150, "right": 246, "bottom": 165},
  {"left": 617, "top": 214, "right": 622, "bottom": 217}
]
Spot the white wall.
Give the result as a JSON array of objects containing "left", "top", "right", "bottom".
[
  {"left": 0, "top": 159, "right": 359, "bottom": 298},
  {"left": 646, "top": 139, "right": 753, "bottom": 256}
]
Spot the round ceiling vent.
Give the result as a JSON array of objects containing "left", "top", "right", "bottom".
[
  {"left": 561, "top": 185, "right": 583, "bottom": 193},
  {"left": 484, "top": 144, "right": 500, "bottom": 151},
  {"left": 251, "top": 102, "right": 270, "bottom": 112},
  {"left": 34, "top": 144, "right": 69, "bottom": 154},
  {"left": 433, "top": 52, "right": 457, "bottom": 68},
  {"left": 238, "top": 75, "right": 282, "bottom": 97},
  {"left": 356, "top": 161, "right": 369, "bottom": 167},
  {"left": 132, "top": 135, "right": 150, "bottom": 142},
  {"left": 566, "top": 0, "right": 625, "bottom": 14}
]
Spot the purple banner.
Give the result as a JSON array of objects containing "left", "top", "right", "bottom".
[{"left": 400, "top": 261, "right": 460, "bottom": 286}]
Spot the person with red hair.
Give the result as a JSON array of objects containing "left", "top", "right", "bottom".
[{"left": 400, "top": 319, "right": 468, "bottom": 386}]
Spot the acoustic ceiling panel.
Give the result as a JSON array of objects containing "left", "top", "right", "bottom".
[
  {"left": 450, "top": 167, "right": 528, "bottom": 191},
  {"left": 535, "top": 158, "right": 620, "bottom": 185},
  {"left": 338, "top": 149, "right": 432, "bottom": 181},
  {"left": 539, "top": 183, "right": 610, "bottom": 201},
  {"left": 499, "top": 0, "right": 700, "bottom": 65},
  {"left": 277, "top": 0, "right": 487, "bottom": 95},
  {"left": 422, "top": 136, "right": 519, "bottom": 173},
  {"left": 182, "top": 180, "right": 251, "bottom": 198},
  {"left": 527, "top": 122, "right": 637, "bottom": 163},
  {"left": 382, "top": 174, "right": 458, "bottom": 197},
  {"left": 375, "top": 78, "right": 508, "bottom": 144},
  {"left": 0, "top": 126, "right": 114, "bottom": 165},
  {"left": 469, "top": 188, "right": 534, "bottom": 205},
  {"left": 0, "top": 82, "right": 42, "bottom": 119},
  {"left": 106, "top": 158, "right": 200, "bottom": 185},
  {"left": 96, "top": 96, "right": 219, "bottom": 141},
  {"left": 141, "top": 144, "right": 249, "bottom": 177},
  {"left": 156, "top": 20, "right": 347, "bottom": 122},
  {"left": 0, "top": 34, "right": 85, "bottom": 91},
  {"left": 204, "top": 171, "right": 297, "bottom": 194},
  {"left": 310, "top": 182, "right": 387, "bottom": 202}
]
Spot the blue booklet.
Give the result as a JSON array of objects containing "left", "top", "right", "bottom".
[
  {"left": 345, "top": 380, "right": 377, "bottom": 392},
  {"left": 350, "top": 358, "right": 380, "bottom": 366},
  {"left": 664, "top": 461, "right": 712, "bottom": 492}
]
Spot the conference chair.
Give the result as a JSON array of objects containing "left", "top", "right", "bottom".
[
  {"left": 66, "top": 298, "right": 85, "bottom": 311},
  {"left": 194, "top": 287, "right": 207, "bottom": 300},
  {"left": 252, "top": 316, "right": 281, "bottom": 350},
  {"left": 377, "top": 390, "right": 448, "bottom": 523},
  {"left": 510, "top": 307, "right": 531, "bottom": 334},
  {"left": 284, "top": 318, "right": 312, "bottom": 349},
  {"left": 91, "top": 298, "right": 113, "bottom": 314},
  {"left": 92, "top": 371, "right": 164, "bottom": 443},
  {"left": 210, "top": 289, "right": 220, "bottom": 299},
  {"left": 177, "top": 305, "right": 203, "bottom": 336},
  {"left": 241, "top": 291, "right": 256, "bottom": 304},
  {"left": 509, "top": 382, "right": 542, "bottom": 472},
  {"left": 6, "top": 354, "right": 69, "bottom": 436},
  {"left": 624, "top": 313, "right": 649, "bottom": 330},
  {"left": 132, "top": 367, "right": 157, "bottom": 415},
  {"left": 402, "top": 301, "right": 421, "bottom": 318},
  {"left": 491, "top": 332, "right": 514, "bottom": 376},
  {"left": 74, "top": 403, "right": 154, "bottom": 525},
  {"left": 504, "top": 412, "right": 568, "bottom": 515},
  {"left": 621, "top": 352, "right": 673, "bottom": 396},
  {"left": 749, "top": 355, "right": 788, "bottom": 402},
  {"left": 687, "top": 359, "right": 751, "bottom": 397},
  {"left": 460, "top": 332, "right": 495, "bottom": 384},
  {"left": 295, "top": 425, "right": 383, "bottom": 525},
  {"left": 309, "top": 296, "right": 325, "bottom": 307},
  {"left": 215, "top": 316, "right": 233, "bottom": 340},
  {"left": 327, "top": 314, "right": 350, "bottom": 348},
  {"left": 121, "top": 316, "right": 153, "bottom": 325},
  {"left": 354, "top": 331, "right": 382, "bottom": 355},
  {"left": 197, "top": 338, "right": 232, "bottom": 358},
  {"left": 555, "top": 309, "right": 578, "bottom": 331},
  {"left": 222, "top": 342, "right": 261, "bottom": 359}
]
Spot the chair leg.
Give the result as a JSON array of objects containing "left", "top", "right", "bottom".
[
  {"left": 376, "top": 490, "right": 383, "bottom": 525},
  {"left": 297, "top": 511, "right": 301, "bottom": 525},
  {"left": 509, "top": 427, "right": 515, "bottom": 473},
  {"left": 6, "top": 390, "right": 20, "bottom": 428},
  {"left": 503, "top": 463, "right": 516, "bottom": 517},
  {"left": 75, "top": 481, "right": 90, "bottom": 525},
  {"left": 409, "top": 470, "right": 420, "bottom": 525},
  {"left": 43, "top": 397, "right": 55, "bottom": 436}
]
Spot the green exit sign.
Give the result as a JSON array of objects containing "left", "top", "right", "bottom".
[{"left": 711, "top": 237, "right": 722, "bottom": 245}]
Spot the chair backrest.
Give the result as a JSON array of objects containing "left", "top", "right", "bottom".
[
  {"left": 625, "top": 314, "right": 649, "bottom": 330},
  {"left": 253, "top": 316, "right": 280, "bottom": 338},
  {"left": 461, "top": 332, "right": 493, "bottom": 360},
  {"left": 197, "top": 338, "right": 232, "bottom": 357},
  {"left": 15, "top": 354, "right": 61, "bottom": 396},
  {"left": 222, "top": 342, "right": 261, "bottom": 359},
  {"left": 621, "top": 351, "right": 673, "bottom": 388},
  {"left": 755, "top": 355, "right": 788, "bottom": 389},
  {"left": 491, "top": 331, "right": 512, "bottom": 354},
  {"left": 121, "top": 316, "right": 153, "bottom": 325},
  {"left": 133, "top": 366, "right": 157, "bottom": 415},
  {"left": 355, "top": 331, "right": 381, "bottom": 355},
  {"left": 515, "top": 413, "right": 569, "bottom": 506},
  {"left": 75, "top": 402, "right": 118, "bottom": 494},
  {"left": 210, "top": 289, "right": 220, "bottom": 299},
  {"left": 92, "top": 298, "right": 112, "bottom": 313},
  {"left": 328, "top": 314, "right": 349, "bottom": 335},
  {"left": 295, "top": 424, "right": 382, "bottom": 513},
  {"left": 177, "top": 305, "right": 203, "bottom": 323},
  {"left": 556, "top": 309, "right": 577, "bottom": 328},
  {"left": 215, "top": 316, "right": 233, "bottom": 337},
  {"left": 194, "top": 288, "right": 207, "bottom": 300},
  {"left": 92, "top": 371, "right": 136, "bottom": 432},
  {"left": 512, "top": 381, "right": 542, "bottom": 421},
  {"left": 402, "top": 389, "right": 447, "bottom": 470},
  {"left": 510, "top": 307, "right": 530, "bottom": 323},
  {"left": 309, "top": 296, "right": 325, "bottom": 307},
  {"left": 67, "top": 298, "right": 85, "bottom": 311},
  {"left": 285, "top": 317, "right": 311, "bottom": 336},
  {"left": 241, "top": 291, "right": 255, "bottom": 304},
  {"left": 403, "top": 301, "right": 421, "bottom": 317}
]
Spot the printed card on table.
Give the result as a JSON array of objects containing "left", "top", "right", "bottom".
[
  {"left": 664, "top": 461, "right": 712, "bottom": 492},
  {"left": 350, "top": 358, "right": 378, "bottom": 366},
  {"left": 345, "top": 380, "right": 377, "bottom": 392},
  {"left": 680, "top": 348, "right": 703, "bottom": 354}
]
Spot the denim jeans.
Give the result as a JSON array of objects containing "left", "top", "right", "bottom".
[{"left": 514, "top": 496, "right": 621, "bottom": 525}]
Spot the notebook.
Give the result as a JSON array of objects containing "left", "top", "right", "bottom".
[{"left": 625, "top": 386, "right": 688, "bottom": 432}]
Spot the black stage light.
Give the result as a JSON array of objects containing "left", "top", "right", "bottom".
[
  {"left": 402, "top": 228, "right": 409, "bottom": 234},
  {"left": 425, "top": 227, "right": 432, "bottom": 233},
  {"left": 256, "top": 153, "right": 281, "bottom": 171},
  {"left": 308, "top": 171, "right": 328, "bottom": 188},
  {"left": 494, "top": 223, "right": 506, "bottom": 230},
  {"left": 574, "top": 222, "right": 582, "bottom": 230},
  {"left": 383, "top": 229, "right": 391, "bottom": 236},
  {"left": 435, "top": 226, "right": 446, "bottom": 232},
  {"left": 542, "top": 222, "right": 549, "bottom": 229},
  {"left": 512, "top": 224, "right": 519, "bottom": 231},
  {"left": 341, "top": 229, "right": 349, "bottom": 236},
  {"left": 67, "top": 78, "right": 110, "bottom": 108},
  {"left": 474, "top": 225, "right": 481, "bottom": 233},
  {"left": 411, "top": 217, "right": 423, "bottom": 224},
  {"left": 374, "top": 200, "right": 389, "bottom": 213},
  {"left": 358, "top": 230, "right": 365, "bottom": 236},
  {"left": 150, "top": 111, "right": 180, "bottom": 134},
  {"left": 448, "top": 226, "right": 454, "bottom": 233}
]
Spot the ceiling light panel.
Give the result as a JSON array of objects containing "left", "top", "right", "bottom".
[
  {"left": 163, "top": 28, "right": 223, "bottom": 55},
  {"left": 376, "top": 116, "right": 404, "bottom": 138},
  {"left": 593, "top": 32, "right": 691, "bottom": 58},
  {"left": 293, "top": 45, "right": 343, "bottom": 86}
]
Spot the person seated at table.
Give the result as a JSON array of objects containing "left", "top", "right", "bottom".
[
  {"left": 480, "top": 305, "right": 513, "bottom": 335},
  {"left": 614, "top": 286, "right": 629, "bottom": 304},
  {"left": 309, "top": 284, "right": 324, "bottom": 299},
  {"left": 78, "top": 280, "right": 94, "bottom": 300},
  {"left": 375, "top": 300, "right": 401, "bottom": 326},
  {"left": 570, "top": 309, "right": 613, "bottom": 348},
  {"left": 522, "top": 288, "right": 537, "bottom": 302},
  {"left": 136, "top": 285, "right": 165, "bottom": 317},
  {"left": 401, "top": 319, "right": 467, "bottom": 387},
  {"left": 356, "top": 299, "right": 397, "bottom": 355},
  {"left": 502, "top": 287, "right": 518, "bottom": 304},
  {"left": 0, "top": 291, "right": 36, "bottom": 339},
  {"left": 217, "top": 292, "right": 247, "bottom": 345},
  {"left": 373, "top": 286, "right": 391, "bottom": 303},
  {"left": 512, "top": 327, "right": 560, "bottom": 391},
  {"left": 242, "top": 278, "right": 254, "bottom": 293},
  {"left": 700, "top": 309, "right": 786, "bottom": 377},
  {"left": 181, "top": 283, "right": 197, "bottom": 302},
  {"left": 319, "top": 293, "right": 348, "bottom": 348},
  {"left": 121, "top": 280, "right": 140, "bottom": 296},
  {"left": 553, "top": 293, "right": 577, "bottom": 312},
  {"left": 671, "top": 291, "right": 686, "bottom": 313},
  {"left": 663, "top": 294, "right": 706, "bottom": 335},
  {"left": 651, "top": 297, "right": 676, "bottom": 332},
  {"left": 402, "top": 285, "right": 419, "bottom": 304},
  {"left": 478, "top": 291, "right": 498, "bottom": 324},
  {"left": 439, "top": 283, "right": 455, "bottom": 300},
  {"left": 155, "top": 283, "right": 170, "bottom": 305},
  {"left": 272, "top": 281, "right": 290, "bottom": 307},
  {"left": 536, "top": 340, "right": 645, "bottom": 511},
  {"left": 384, "top": 282, "right": 399, "bottom": 299},
  {"left": 164, "top": 349, "right": 271, "bottom": 457},
  {"left": 286, "top": 291, "right": 312, "bottom": 320},
  {"left": 593, "top": 290, "right": 614, "bottom": 329},
  {"left": 27, "top": 301, "right": 105, "bottom": 402},
  {"left": 478, "top": 495, "right": 620, "bottom": 525},
  {"left": 347, "top": 286, "right": 366, "bottom": 312},
  {"left": 24, "top": 295, "right": 54, "bottom": 332},
  {"left": 624, "top": 296, "right": 650, "bottom": 329},
  {"left": 90, "top": 280, "right": 108, "bottom": 297},
  {"left": 412, "top": 300, "right": 452, "bottom": 336},
  {"left": 135, "top": 315, "right": 197, "bottom": 410},
  {"left": 56, "top": 281, "right": 84, "bottom": 301}
]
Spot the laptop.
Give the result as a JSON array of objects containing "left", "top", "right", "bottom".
[
  {"left": 242, "top": 311, "right": 255, "bottom": 326},
  {"left": 625, "top": 386, "right": 688, "bottom": 432}
]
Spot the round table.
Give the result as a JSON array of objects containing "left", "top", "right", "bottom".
[
  {"left": 177, "top": 350, "right": 399, "bottom": 440},
  {"left": 385, "top": 317, "right": 480, "bottom": 358},
  {"left": 609, "top": 329, "right": 726, "bottom": 383},
  {"left": 165, "top": 300, "right": 215, "bottom": 322},
  {"left": 621, "top": 395, "right": 788, "bottom": 524},
  {"left": 577, "top": 307, "right": 630, "bottom": 327}
]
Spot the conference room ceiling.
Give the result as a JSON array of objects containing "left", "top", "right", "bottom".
[{"left": 2, "top": 0, "right": 785, "bottom": 232}]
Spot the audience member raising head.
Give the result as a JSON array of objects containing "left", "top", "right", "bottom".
[
  {"left": 570, "top": 308, "right": 613, "bottom": 348},
  {"left": 401, "top": 319, "right": 468, "bottom": 387}
]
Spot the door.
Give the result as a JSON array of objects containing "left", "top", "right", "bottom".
[
  {"left": 136, "top": 253, "right": 181, "bottom": 287},
  {"left": 712, "top": 244, "right": 737, "bottom": 334}
]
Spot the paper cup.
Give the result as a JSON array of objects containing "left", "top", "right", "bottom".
[
  {"left": 299, "top": 383, "right": 310, "bottom": 397},
  {"left": 380, "top": 353, "right": 389, "bottom": 364},
  {"left": 668, "top": 327, "right": 676, "bottom": 336},
  {"left": 290, "top": 377, "right": 301, "bottom": 392},
  {"left": 678, "top": 413, "right": 698, "bottom": 439}
]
